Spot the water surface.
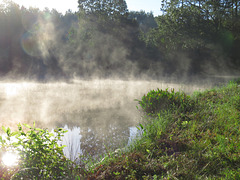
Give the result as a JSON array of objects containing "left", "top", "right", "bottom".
[{"left": 0, "top": 79, "right": 209, "bottom": 160}]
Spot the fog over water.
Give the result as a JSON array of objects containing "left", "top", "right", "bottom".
[{"left": 0, "top": 79, "right": 214, "bottom": 159}]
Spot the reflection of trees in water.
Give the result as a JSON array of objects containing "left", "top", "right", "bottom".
[
  {"left": 61, "top": 126, "right": 82, "bottom": 162},
  {"left": 59, "top": 107, "right": 137, "bottom": 160},
  {"left": 80, "top": 123, "right": 130, "bottom": 158}
]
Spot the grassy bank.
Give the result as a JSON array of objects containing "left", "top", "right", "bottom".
[{"left": 86, "top": 79, "right": 240, "bottom": 179}]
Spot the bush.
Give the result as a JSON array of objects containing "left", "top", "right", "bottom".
[
  {"left": 138, "top": 88, "right": 193, "bottom": 115},
  {"left": 0, "top": 123, "right": 77, "bottom": 179}
]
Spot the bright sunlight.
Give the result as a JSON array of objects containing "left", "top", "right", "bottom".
[
  {"left": 4, "top": 84, "right": 19, "bottom": 97},
  {"left": 10, "top": 0, "right": 78, "bottom": 13},
  {"left": 2, "top": 152, "right": 19, "bottom": 166}
]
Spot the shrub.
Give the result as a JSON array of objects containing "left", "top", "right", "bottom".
[
  {"left": 138, "top": 88, "right": 193, "bottom": 115},
  {"left": 0, "top": 123, "right": 76, "bottom": 179}
]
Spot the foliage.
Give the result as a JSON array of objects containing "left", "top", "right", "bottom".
[
  {"left": 150, "top": 0, "right": 240, "bottom": 51},
  {"left": 78, "top": 0, "right": 128, "bottom": 18},
  {"left": 0, "top": 123, "right": 79, "bottom": 179},
  {"left": 128, "top": 11, "right": 157, "bottom": 33},
  {"left": 85, "top": 80, "right": 240, "bottom": 179},
  {"left": 138, "top": 88, "right": 193, "bottom": 115},
  {"left": 139, "top": 0, "right": 240, "bottom": 76}
]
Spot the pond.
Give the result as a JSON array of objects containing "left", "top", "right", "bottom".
[{"left": 0, "top": 79, "right": 211, "bottom": 161}]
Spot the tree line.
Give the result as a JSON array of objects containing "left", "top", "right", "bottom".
[{"left": 0, "top": 0, "right": 239, "bottom": 81}]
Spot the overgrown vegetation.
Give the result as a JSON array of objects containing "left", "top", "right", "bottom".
[
  {"left": 139, "top": 88, "right": 194, "bottom": 115},
  {"left": 84, "top": 79, "right": 240, "bottom": 179},
  {"left": 0, "top": 124, "right": 80, "bottom": 179}
]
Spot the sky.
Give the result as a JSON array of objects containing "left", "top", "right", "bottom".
[
  {"left": 126, "top": 0, "right": 162, "bottom": 16},
  {"left": 6, "top": 0, "right": 162, "bottom": 16}
]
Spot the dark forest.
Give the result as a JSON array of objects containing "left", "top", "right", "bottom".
[{"left": 0, "top": 0, "right": 239, "bottom": 81}]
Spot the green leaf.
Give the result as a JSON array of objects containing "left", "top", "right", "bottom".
[
  {"left": 2, "top": 126, "right": 7, "bottom": 133},
  {"left": 146, "top": 149, "right": 150, "bottom": 154},
  {"left": 23, "top": 123, "right": 31, "bottom": 129},
  {"left": 12, "top": 142, "right": 19, "bottom": 146},
  {"left": 18, "top": 124, "right": 22, "bottom": 131},
  {"left": 139, "top": 123, "right": 144, "bottom": 130},
  {"left": 21, "top": 132, "right": 26, "bottom": 136},
  {"left": 11, "top": 131, "right": 19, "bottom": 136},
  {"left": 35, "top": 128, "right": 43, "bottom": 131},
  {"left": 6, "top": 128, "right": 11, "bottom": 136}
]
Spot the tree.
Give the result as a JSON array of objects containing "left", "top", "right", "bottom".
[
  {"left": 144, "top": 0, "right": 240, "bottom": 51},
  {"left": 78, "top": 0, "right": 128, "bottom": 17},
  {"left": 128, "top": 11, "right": 157, "bottom": 33}
]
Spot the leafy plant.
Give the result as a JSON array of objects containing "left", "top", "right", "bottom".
[
  {"left": 138, "top": 88, "right": 193, "bottom": 115},
  {"left": 0, "top": 123, "right": 77, "bottom": 179}
]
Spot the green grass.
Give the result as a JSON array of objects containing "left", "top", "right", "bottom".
[{"left": 85, "top": 79, "right": 240, "bottom": 179}]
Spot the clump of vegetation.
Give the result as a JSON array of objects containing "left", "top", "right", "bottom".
[
  {"left": 0, "top": 123, "right": 80, "bottom": 179},
  {"left": 138, "top": 88, "right": 194, "bottom": 115},
  {"left": 87, "top": 151, "right": 166, "bottom": 180},
  {"left": 86, "top": 80, "right": 240, "bottom": 179}
]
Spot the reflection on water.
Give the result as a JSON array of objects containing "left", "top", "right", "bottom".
[
  {"left": 61, "top": 126, "right": 82, "bottom": 162},
  {"left": 61, "top": 125, "right": 139, "bottom": 162},
  {"left": 128, "top": 127, "right": 139, "bottom": 145},
  {"left": 0, "top": 79, "right": 210, "bottom": 159}
]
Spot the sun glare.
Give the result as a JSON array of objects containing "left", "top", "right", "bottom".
[
  {"left": 2, "top": 152, "right": 19, "bottom": 166},
  {"left": 4, "top": 84, "right": 19, "bottom": 97}
]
